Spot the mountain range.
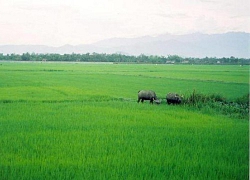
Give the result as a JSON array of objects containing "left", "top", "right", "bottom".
[{"left": 0, "top": 32, "right": 249, "bottom": 58}]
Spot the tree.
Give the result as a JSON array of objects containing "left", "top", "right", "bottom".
[
  {"left": 167, "top": 55, "right": 183, "bottom": 63},
  {"left": 21, "top": 53, "right": 31, "bottom": 61}
]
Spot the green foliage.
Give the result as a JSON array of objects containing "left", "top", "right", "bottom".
[
  {"left": 182, "top": 90, "right": 249, "bottom": 119},
  {"left": 0, "top": 63, "right": 249, "bottom": 179},
  {"left": 167, "top": 55, "right": 183, "bottom": 63},
  {"left": 21, "top": 52, "right": 31, "bottom": 61},
  {"left": 0, "top": 52, "right": 249, "bottom": 64},
  {"left": 184, "top": 89, "right": 226, "bottom": 105},
  {"left": 0, "top": 101, "right": 249, "bottom": 179},
  {"left": 235, "top": 93, "right": 249, "bottom": 105}
]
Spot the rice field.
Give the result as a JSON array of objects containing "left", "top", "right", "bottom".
[{"left": 0, "top": 62, "right": 249, "bottom": 179}]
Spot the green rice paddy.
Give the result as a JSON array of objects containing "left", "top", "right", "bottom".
[{"left": 0, "top": 62, "right": 249, "bottom": 179}]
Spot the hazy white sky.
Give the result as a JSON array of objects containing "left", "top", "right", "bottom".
[{"left": 0, "top": 0, "right": 249, "bottom": 46}]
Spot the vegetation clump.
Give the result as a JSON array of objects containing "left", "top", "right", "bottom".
[{"left": 183, "top": 90, "right": 249, "bottom": 119}]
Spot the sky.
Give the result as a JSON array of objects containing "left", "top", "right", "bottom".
[{"left": 0, "top": 0, "right": 249, "bottom": 46}]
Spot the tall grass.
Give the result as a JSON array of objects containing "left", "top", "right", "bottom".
[{"left": 182, "top": 89, "right": 249, "bottom": 119}]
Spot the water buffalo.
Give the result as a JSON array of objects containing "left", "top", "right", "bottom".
[
  {"left": 166, "top": 93, "right": 182, "bottom": 104},
  {"left": 138, "top": 90, "right": 157, "bottom": 104}
]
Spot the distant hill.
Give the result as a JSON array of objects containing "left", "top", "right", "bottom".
[{"left": 0, "top": 32, "right": 249, "bottom": 58}]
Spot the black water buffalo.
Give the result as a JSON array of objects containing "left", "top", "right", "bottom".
[
  {"left": 166, "top": 93, "right": 182, "bottom": 104},
  {"left": 138, "top": 90, "right": 157, "bottom": 104}
]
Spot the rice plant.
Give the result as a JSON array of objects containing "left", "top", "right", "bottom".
[{"left": 0, "top": 62, "right": 248, "bottom": 179}]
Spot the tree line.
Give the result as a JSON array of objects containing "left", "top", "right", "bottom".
[{"left": 0, "top": 52, "right": 249, "bottom": 65}]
